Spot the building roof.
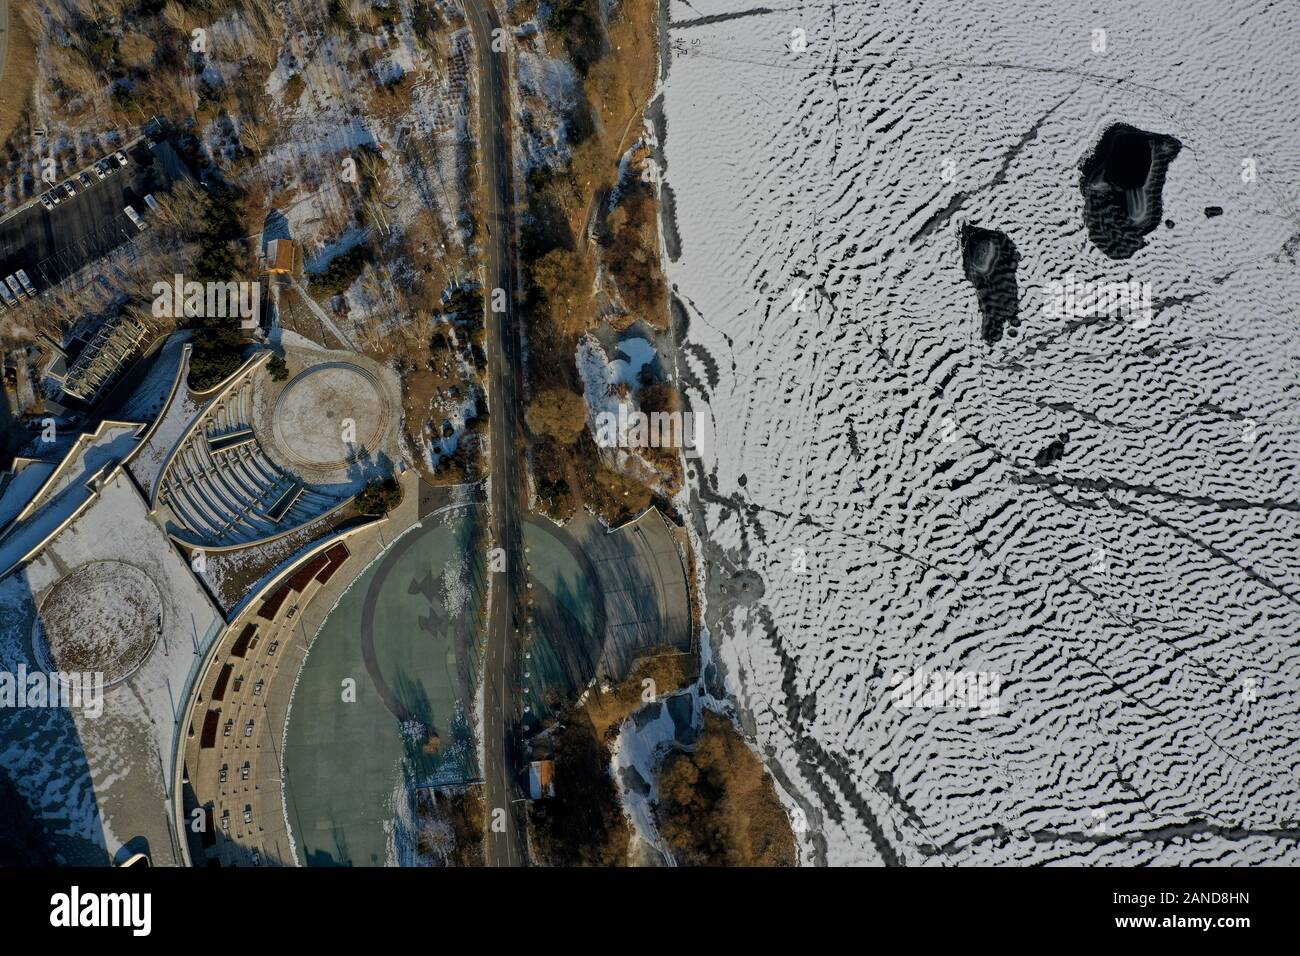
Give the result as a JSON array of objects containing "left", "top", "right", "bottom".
[
  {"left": 264, "top": 238, "right": 295, "bottom": 274},
  {"left": 528, "top": 760, "right": 555, "bottom": 799},
  {"left": 62, "top": 312, "right": 149, "bottom": 403}
]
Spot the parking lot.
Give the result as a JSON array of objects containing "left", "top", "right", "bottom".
[{"left": 0, "top": 137, "right": 190, "bottom": 293}]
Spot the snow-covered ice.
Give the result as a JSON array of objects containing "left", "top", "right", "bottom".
[{"left": 660, "top": 0, "right": 1300, "bottom": 865}]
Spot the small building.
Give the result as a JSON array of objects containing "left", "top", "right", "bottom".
[
  {"left": 528, "top": 760, "right": 555, "bottom": 800},
  {"left": 262, "top": 238, "right": 296, "bottom": 275}
]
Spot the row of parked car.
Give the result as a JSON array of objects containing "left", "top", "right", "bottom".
[
  {"left": 0, "top": 269, "right": 37, "bottom": 311},
  {"left": 39, "top": 150, "right": 131, "bottom": 210},
  {"left": 1, "top": 146, "right": 162, "bottom": 314}
]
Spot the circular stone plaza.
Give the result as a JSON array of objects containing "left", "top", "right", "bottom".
[{"left": 269, "top": 362, "right": 393, "bottom": 475}]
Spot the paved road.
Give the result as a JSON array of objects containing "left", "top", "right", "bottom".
[{"left": 463, "top": 0, "right": 529, "bottom": 867}]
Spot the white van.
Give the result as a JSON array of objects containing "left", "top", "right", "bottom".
[{"left": 143, "top": 193, "right": 161, "bottom": 213}]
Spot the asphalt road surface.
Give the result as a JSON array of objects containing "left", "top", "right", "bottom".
[
  {"left": 463, "top": 0, "right": 530, "bottom": 867},
  {"left": 0, "top": 139, "right": 184, "bottom": 290}
]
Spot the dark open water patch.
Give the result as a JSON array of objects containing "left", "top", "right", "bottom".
[
  {"left": 1079, "top": 123, "right": 1182, "bottom": 259},
  {"left": 1033, "top": 436, "right": 1068, "bottom": 468},
  {"left": 960, "top": 224, "right": 1020, "bottom": 345}
]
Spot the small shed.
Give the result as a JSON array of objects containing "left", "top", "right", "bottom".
[{"left": 528, "top": 760, "right": 555, "bottom": 800}]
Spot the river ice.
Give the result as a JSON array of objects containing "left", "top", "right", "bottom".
[{"left": 660, "top": 0, "right": 1300, "bottom": 865}]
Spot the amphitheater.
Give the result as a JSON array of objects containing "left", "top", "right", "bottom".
[{"left": 147, "top": 343, "right": 400, "bottom": 550}]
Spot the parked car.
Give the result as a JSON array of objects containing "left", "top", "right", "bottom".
[
  {"left": 77, "top": 171, "right": 93, "bottom": 188},
  {"left": 16, "top": 270, "right": 37, "bottom": 297},
  {"left": 61, "top": 181, "right": 76, "bottom": 199},
  {"left": 93, "top": 160, "right": 109, "bottom": 179},
  {"left": 243, "top": 805, "right": 253, "bottom": 824},
  {"left": 114, "top": 150, "right": 129, "bottom": 167},
  {"left": 39, "top": 192, "right": 55, "bottom": 210},
  {"left": 124, "top": 205, "right": 146, "bottom": 230}
]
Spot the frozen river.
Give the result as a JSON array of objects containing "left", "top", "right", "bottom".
[{"left": 659, "top": 0, "right": 1300, "bottom": 864}]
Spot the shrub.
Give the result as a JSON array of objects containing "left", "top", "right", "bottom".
[
  {"left": 355, "top": 476, "right": 402, "bottom": 514},
  {"left": 527, "top": 388, "right": 588, "bottom": 444},
  {"left": 529, "top": 248, "right": 590, "bottom": 336},
  {"left": 311, "top": 243, "right": 372, "bottom": 297},
  {"left": 283, "top": 73, "right": 305, "bottom": 104},
  {"left": 655, "top": 712, "right": 797, "bottom": 867}
]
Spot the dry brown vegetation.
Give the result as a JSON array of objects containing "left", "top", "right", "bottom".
[
  {"left": 531, "top": 429, "right": 657, "bottom": 525},
  {"left": 0, "top": 1, "right": 37, "bottom": 149},
  {"left": 21, "top": 0, "right": 283, "bottom": 129},
  {"left": 415, "top": 785, "right": 485, "bottom": 866},
  {"left": 582, "top": 652, "right": 697, "bottom": 742},
  {"left": 530, "top": 247, "right": 594, "bottom": 336},
  {"left": 527, "top": 708, "right": 630, "bottom": 866},
  {"left": 519, "top": 0, "right": 675, "bottom": 523},
  {"left": 545, "top": 0, "right": 658, "bottom": 243},
  {"left": 655, "top": 712, "right": 798, "bottom": 867},
  {"left": 526, "top": 386, "right": 587, "bottom": 443},
  {"left": 602, "top": 172, "right": 667, "bottom": 328},
  {"left": 391, "top": 309, "right": 486, "bottom": 486}
]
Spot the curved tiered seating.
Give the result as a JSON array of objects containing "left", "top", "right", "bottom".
[{"left": 157, "top": 377, "right": 347, "bottom": 548}]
